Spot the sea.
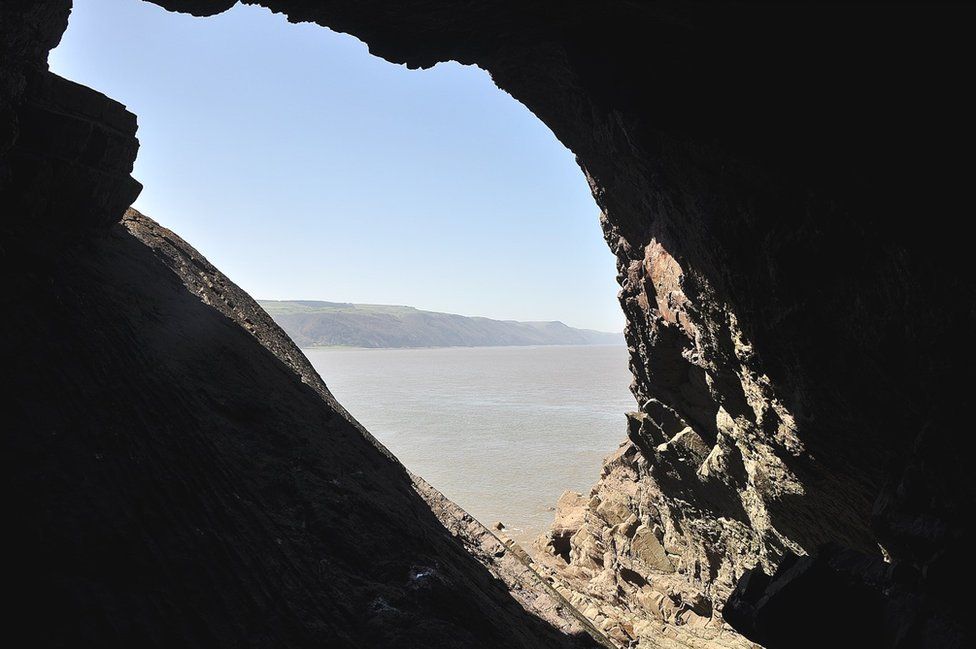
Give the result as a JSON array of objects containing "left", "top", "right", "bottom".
[{"left": 304, "top": 344, "right": 635, "bottom": 546}]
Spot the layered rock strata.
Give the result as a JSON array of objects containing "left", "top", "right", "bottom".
[{"left": 534, "top": 442, "right": 756, "bottom": 648}]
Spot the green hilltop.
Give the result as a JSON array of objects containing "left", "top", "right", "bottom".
[{"left": 259, "top": 300, "right": 624, "bottom": 349}]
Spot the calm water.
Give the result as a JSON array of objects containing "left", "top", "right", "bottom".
[{"left": 305, "top": 345, "right": 635, "bottom": 544}]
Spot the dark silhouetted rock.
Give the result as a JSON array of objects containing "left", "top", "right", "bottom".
[
  {"left": 4, "top": 206, "right": 604, "bottom": 648},
  {"left": 724, "top": 543, "right": 971, "bottom": 649}
]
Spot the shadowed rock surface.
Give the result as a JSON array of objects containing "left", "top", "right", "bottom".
[
  {"left": 5, "top": 206, "right": 605, "bottom": 647},
  {"left": 3, "top": 1, "right": 974, "bottom": 647},
  {"left": 721, "top": 544, "right": 957, "bottom": 649}
]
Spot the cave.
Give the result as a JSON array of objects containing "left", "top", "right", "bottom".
[{"left": 3, "top": 2, "right": 973, "bottom": 648}]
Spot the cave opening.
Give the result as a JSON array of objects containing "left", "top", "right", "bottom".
[
  {"left": 8, "top": 0, "right": 974, "bottom": 646},
  {"left": 51, "top": 0, "right": 635, "bottom": 547}
]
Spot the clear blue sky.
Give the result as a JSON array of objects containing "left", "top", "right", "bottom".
[{"left": 51, "top": 0, "right": 625, "bottom": 332}]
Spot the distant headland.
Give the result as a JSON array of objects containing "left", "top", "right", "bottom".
[{"left": 259, "top": 300, "right": 624, "bottom": 349}]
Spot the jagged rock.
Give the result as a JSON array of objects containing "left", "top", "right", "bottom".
[
  {"left": 662, "top": 427, "right": 712, "bottom": 466},
  {"left": 535, "top": 442, "right": 754, "bottom": 648},
  {"left": 632, "top": 525, "right": 674, "bottom": 573},
  {"left": 595, "top": 489, "right": 634, "bottom": 527},
  {"left": 570, "top": 526, "right": 605, "bottom": 571},
  {"left": 553, "top": 492, "right": 588, "bottom": 535}
]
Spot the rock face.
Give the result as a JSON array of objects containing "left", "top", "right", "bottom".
[
  {"left": 533, "top": 442, "right": 755, "bottom": 648},
  {"left": 722, "top": 543, "right": 964, "bottom": 649},
  {"left": 3, "top": 1, "right": 975, "bottom": 647},
  {"left": 5, "top": 202, "right": 605, "bottom": 647}
]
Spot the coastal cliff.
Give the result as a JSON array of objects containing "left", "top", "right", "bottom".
[{"left": 258, "top": 300, "right": 622, "bottom": 349}]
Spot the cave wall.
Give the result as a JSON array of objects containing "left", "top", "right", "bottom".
[
  {"left": 144, "top": 1, "right": 976, "bottom": 643},
  {"left": 149, "top": 0, "right": 974, "bottom": 642},
  {"left": 1, "top": 2, "right": 605, "bottom": 646},
  {"left": 4, "top": 205, "right": 606, "bottom": 648},
  {"left": 3, "top": 1, "right": 974, "bottom": 647}
]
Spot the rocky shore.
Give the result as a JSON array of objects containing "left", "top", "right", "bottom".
[{"left": 532, "top": 441, "right": 755, "bottom": 648}]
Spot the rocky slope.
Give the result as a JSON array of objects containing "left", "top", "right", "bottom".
[
  {"left": 259, "top": 300, "right": 622, "bottom": 348},
  {"left": 532, "top": 441, "right": 757, "bottom": 648},
  {"left": 6, "top": 205, "right": 605, "bottom": 647},
  {"left": 4, "top": 1, "right": 974, "bottom": 647},
  {"left": 528, "top": 424, "right": 894, "bottom": 647}
]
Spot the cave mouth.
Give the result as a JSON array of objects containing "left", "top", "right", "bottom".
[
  {"left": 12, "top": 1, "right": 974, "bottom": 646},
  {"left": 51, "top": 0, "right": 633, "bottom": 546}
]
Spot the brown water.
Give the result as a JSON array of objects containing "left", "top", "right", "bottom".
[{"left": 304, "top": 344, "right": 635, "bottom": 545}]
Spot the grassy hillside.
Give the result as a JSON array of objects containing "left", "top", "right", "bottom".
[{"left": 259, "top": 300, "right": 624, "bottom": 349}]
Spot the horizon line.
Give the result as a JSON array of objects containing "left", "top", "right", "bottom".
[{"left": 257, "top": 298, "right": 625, "bottom": 335}]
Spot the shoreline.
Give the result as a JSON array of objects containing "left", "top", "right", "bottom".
[{"left": 302, "top": 342, "right": 628, "bottom": 352}]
